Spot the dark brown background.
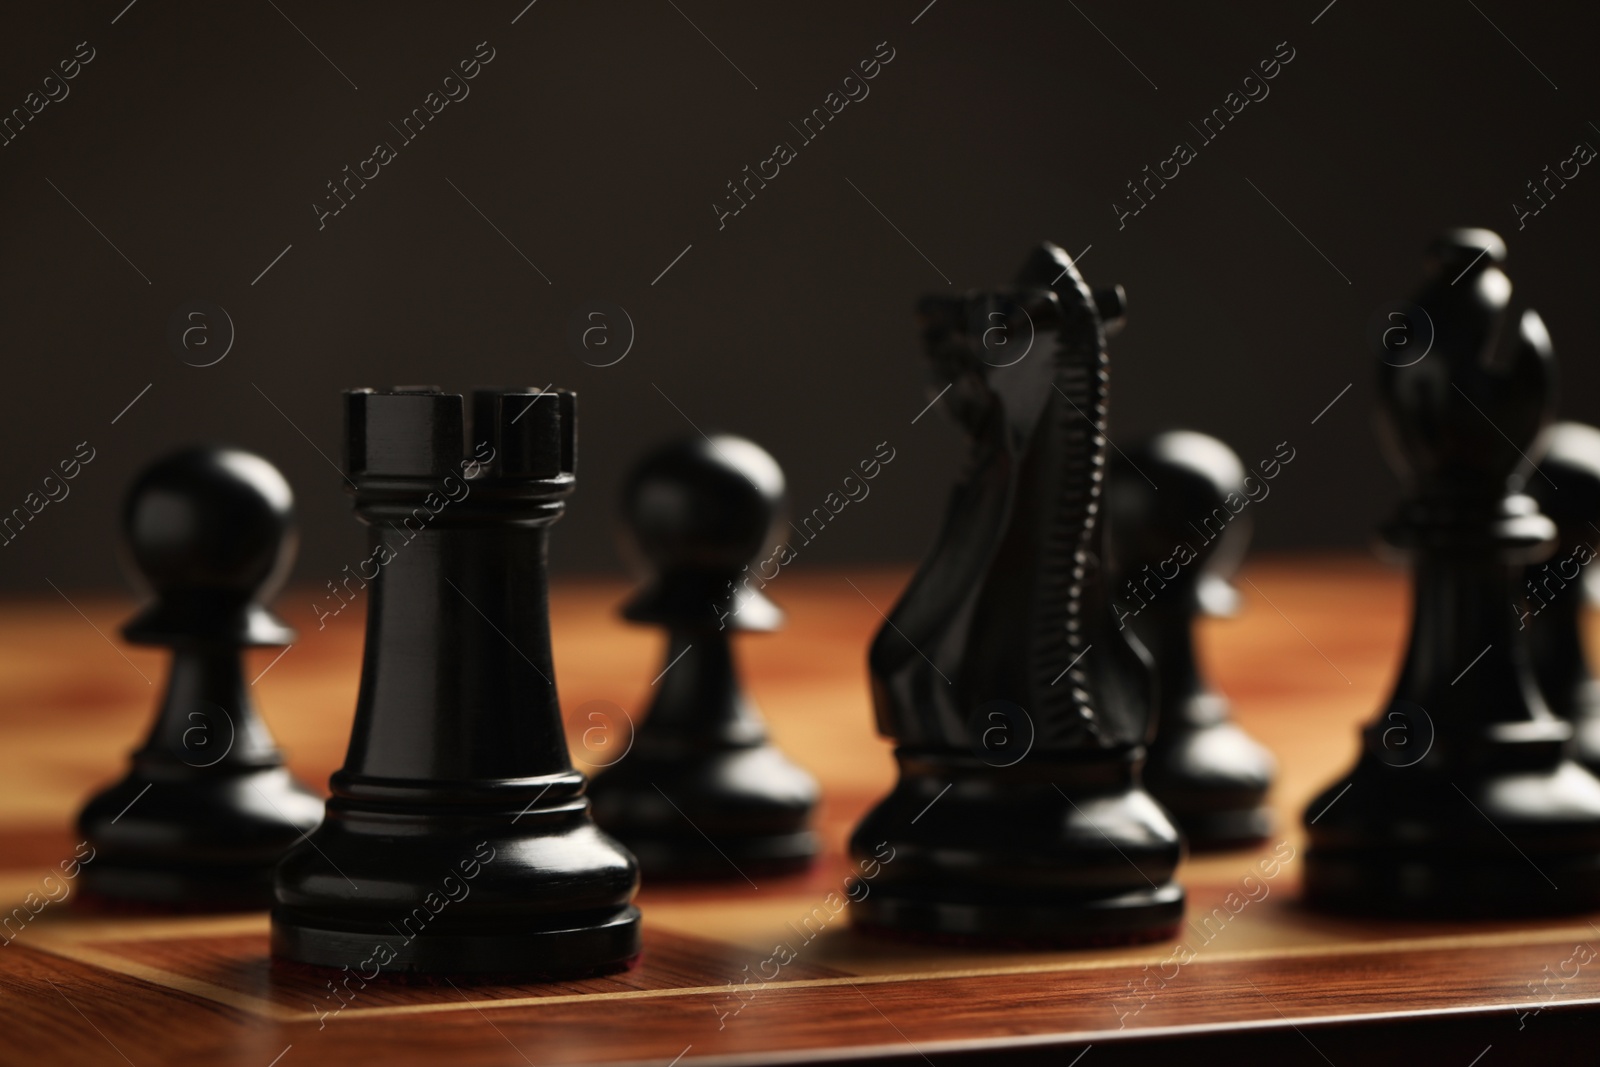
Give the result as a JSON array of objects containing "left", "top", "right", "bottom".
[{"left": 2, "top": 0, "right": 1597, "bottom": 595}]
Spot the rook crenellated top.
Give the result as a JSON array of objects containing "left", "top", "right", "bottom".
[{"left": 344, "top": 387, "right": 576, "bottom": 483}]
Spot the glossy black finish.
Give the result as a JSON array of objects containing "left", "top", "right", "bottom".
[
  {"left": 1525, "top": 422, "right": 1600, "bottom": 775},
  {"left": 848, "top": 243, "right": 1184, "bottom": 945},
  {"left": 1108, "top": 432, "right": 1277, "bottom": 849},
  {"left": 589, "top": 436, "right": 820, "bottom": 879},
  {"left": 1303, "top": 230, "right": 1600, "bottom": 917},
  {"left": 271, "top": 388, "right": 641, "bottom": 977},
  {"left": 77, "top": 446, "right": 322, "bottom": 909}
]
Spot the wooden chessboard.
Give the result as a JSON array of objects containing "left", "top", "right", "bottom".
[{"left": 4, "top": 558, "right": 1598, "bottom": 1066}]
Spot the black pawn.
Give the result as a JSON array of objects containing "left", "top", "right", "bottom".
[
  {"left": 272, "top": 388, "right": 640, "bottom": 977},
  {"left": 1525, "top": 421, "right": 1600, "bottom": 774},
  {"left": 77, "top": 446, "right": 322, "bottom": 909},
  {"left": 1108, "top": 432, "right": 1276, "bottom": 848},
  {"left": 588, "top": 435, "right": 820, "bottom": 879},
  {"left": 1303, "top": 230, "right": 1600, "bottom": 916}
]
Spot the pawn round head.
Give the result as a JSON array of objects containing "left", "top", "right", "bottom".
[
  {"left": 1108, "top": 431, "right": 1250, "bottom": 615},
  {"left": 622, "top": 435, "right": 784, "bottom": 574},
  {"left": 619, "top": 435, "right": 786, "bottom": 631},
  {"left": 1426, "top": 228, "right": 1506, "bottom": 278},
  {"left": 1529, "top": 422, "right": 1600, "bottom": 604},
  {"left": 121, "top": 446, "right": 297, "bottom": 645},
  {"left": 1530, "top": 422, "right": 1600, "bottom": 529}
]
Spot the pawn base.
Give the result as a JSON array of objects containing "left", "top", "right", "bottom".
[
  {"left": 853, "top": 885, "right": 1184, "bottom": 948},
  {"left": 622, "top": 831, "right": 817, "bottom": 881},
  {"left": 1575, "top": 711, "right": 1600, "bottom": 778},
  {"left": 77, "top": 764, "right": 322, "bottom": 911},
  {"left": 1165, "top": 806, "right": 1275, "bottom": 852},
  {"left": 80, "top": 860, "right": 281, "bottom": 912},
  {"left": 1304, "top": 850, "right": 1600, "bottom": 917},
  {"left": 1146, "top": 719, "right": 1277, "bottom": 852},
  {"left": 271, "top": 905, "right": 642, "bottom": 978},
  {"left": 591, "top": 743, "right": 819, "bottom": 882}
]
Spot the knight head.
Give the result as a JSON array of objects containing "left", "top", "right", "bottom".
[{"left": 915, "top": 243, "right": 1125, "bottom": 440}]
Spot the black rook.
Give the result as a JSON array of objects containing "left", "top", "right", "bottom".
[{"left": 271, "top": 387, "right": 641, "bottom": 976}]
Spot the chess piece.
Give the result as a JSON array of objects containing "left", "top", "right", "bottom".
[
  {"left": 272, "top": 388, "right": 641, "bottom": 976},
  {"left": 1303, "top": 230, "right": 1600, "bottom": 916},
  {"left": 1107, "top": 432, "right": 1276, "bottom": 848},
  {"left": 848, "top": 243, "right": 1184, "bottom": 945},
  {"left": 1525, "top": 422, "right": 1600, "bottom": 775},
  {"left": 77, "top": 446, "right": 322, "bottom": 909},
  {"left": 588, "top": 436, "right": 819, "bottom": 879}
]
